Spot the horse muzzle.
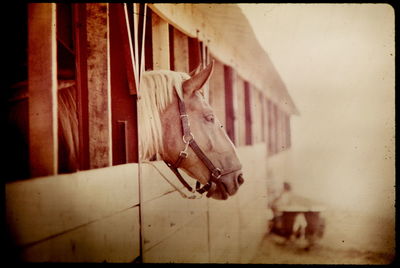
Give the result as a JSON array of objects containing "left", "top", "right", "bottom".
[{"left": 207, "top": 171, "right": 244, "bottom": 200}]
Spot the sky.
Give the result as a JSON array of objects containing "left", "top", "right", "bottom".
[{"left": 239, "top": 4, "right": 395, "bottom": 219}]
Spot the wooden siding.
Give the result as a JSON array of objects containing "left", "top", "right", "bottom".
[
  {"left": 109, "top": 3, "right": 138, "bottom": 165},
  {"left": 171, "top": 27, "right": 189, "bottom": 73},
  {"left": 86, "top": 3, "right": 112, "bottom": 168},
  {"left": 139, "top": 143, "right": 270, "bottom": 263},
  {"left": 236, "top": 77, "right": 246, "bottom": 146},
  {"left": 6, "top": 164, "right": 140, "bottom": 262},
  {"left": 151, "top": 11, "right": 169, "bottom": 70},
  {"left": 208, "top": 59, "right": 226, "bottom": 129},
  {"left": 28, "top": 3, "right": 58, "bottom": 177}
]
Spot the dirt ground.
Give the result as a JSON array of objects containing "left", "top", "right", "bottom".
[{"left": 250, "top": 209, "right": 396, "bottom": 265}]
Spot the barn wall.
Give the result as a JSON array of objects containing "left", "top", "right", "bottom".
[
  {"left": 140, "top": 143, "right": 270, "bottom": 263},
  {"left": 6, "top": 164, "right": 140, "bottom": 262},
  {"left": 140, "top": 162, "right": 210, "bottom": 263}
]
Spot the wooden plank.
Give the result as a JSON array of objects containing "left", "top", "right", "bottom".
[
  {"left": 20, "top": 207, "right": 141, "bottom": 262},
  {"left": 236, "top": 77, "right": 246, "bottom": 146},
  {"left": 239, "top": 196, "right": 269, "bottom": 263},
  {"left": 28, "top": 3, "right": 58, "bottom": 177},
  {"left": 6, "top": 164, "right": 139, "bottom": 247},
  {"left": 143, "top": 213, "right": 209, "bottom": 263},
  {"left": 109, "top": 4, "right": 137, "bottom": 95},
  {"left": 109, "top": 3, "right": 139, "bottom": 165},
  {"left": 168, "top": 25, "right": 175, "bottom": 71},
  {"left": 141, "top": 190, "right": 207, "bottom": 252},
  {"left": 208, "top": 58, "right": 226, "bottom": 128},
  {"left": 261, "top": 96, "right": 268, "bottom": 145},
  {"left": 140, "top": 161, "right": 189, "bottom": 202},
  {"left": 286, "top": 114, "right": 292, "bottom": 148},
  {"left": 172, "top": 27, "right": 189, "bottom": 73},
  {"left": 188, "top": 37, "right": 201, "bottom": 72},
  {"left": 251, "top": 87, "right": 263, "bottom": 144},
  {"left": 151, "top": 12, "right": 169, "bottom": 70},
  {"left": 237, "top": 144, "right": 268, "bottom": 208},
  {"left": 208, "top": 196, "right": 240, "bottom": 263},
  {"left": 86, "top": 3, "right": 112, "bottom": 168},
  {"left": 244, "top": 81, "right": 253, "bottom": 145},
  {"left": 224, "top": 65, "right": 237, "bottom": 145},
  {"left": 144, "top": 6, "right": 153, "bottom": 71},
  {"left": 73, "top": 3, "right": 90, "bottom": 170}
]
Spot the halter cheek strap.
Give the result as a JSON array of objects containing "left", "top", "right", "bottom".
[{"left": 164, "top": 92, "right": 241, "bottom": 198}]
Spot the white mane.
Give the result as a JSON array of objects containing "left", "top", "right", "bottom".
[{"left": 138, "top": 70, "right": 190, "bottom": 160}]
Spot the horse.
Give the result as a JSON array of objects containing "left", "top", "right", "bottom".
[
  {"left": 6, "top": 62, "right": 244, "bottom": 200},
  {"left": 138, "top": 62, "right": 244, "bottom": 200}
]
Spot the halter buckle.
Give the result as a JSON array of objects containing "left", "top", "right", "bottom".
[
  {"left": 179, "top": 150, "right": 188, "bottom": 158},
  {"left": 211, "top": 168, "right": 222, "bottom": 179},
  {"left": 182, "top": 132, "right": 194, "bottom": 144}
]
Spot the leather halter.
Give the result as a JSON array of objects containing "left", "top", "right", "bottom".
[{"left": 164, "top": 92, "right": 241, "bottom": 199}]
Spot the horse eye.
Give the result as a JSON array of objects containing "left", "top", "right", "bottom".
[{"left": 205, "top": 114, "right": 215, "bottom": 123}]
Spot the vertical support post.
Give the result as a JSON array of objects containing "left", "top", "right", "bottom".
[
  {"left": 224, "top": 65, "right": 238, "bottom": 145},
  {"left": 151, "top": 12, "right": 169, "bottom": 70},
  {"left": 172, "top": 28, "right": 189, "bottom": 73},
  {"left": 28, "top": 3, "right": 58, "bottom": 177},
  {"left": 86, "top": 3, "right": 112, "bottom": 168},
  {"left": 73, "top": 3, "right": 90, "bottom": 170},
  {"left": 208, "top": 59, "right": 226, "bottom": 128}
]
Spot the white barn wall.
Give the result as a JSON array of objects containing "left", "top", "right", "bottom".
[
  {"left": 6, "top": 164, "right": 140, "bottom": 262},
  {"left": 140, "top": 142, "right": 272, "bottom": 263}
]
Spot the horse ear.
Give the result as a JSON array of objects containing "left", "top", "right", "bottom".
[
  {"left": 189, "top": 64, "right": 202, "bottom": 77},
  {"left": 183, "top": 60, "right": 214, "bottom": 96}
]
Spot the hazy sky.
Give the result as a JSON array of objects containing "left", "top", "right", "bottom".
[{"left": 239, "top": 4, "right": 395, "bottom": 218}]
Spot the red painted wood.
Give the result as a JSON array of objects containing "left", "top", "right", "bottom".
[
  {"left": 73, "top": 3, "right": 90, "bottom": 170},
  {"left": 224, "top": 65, "right": 236, "bottom": 145},
  {"left": 168, "top": 24, "right": 175, "bottom": 71},
  {"left": 188, "top": 37, "right": 201, "bottom": 73},
  {"left": 244, "top": 81, "right": 252, "bottom": 146},
  {"left": 144, "top": 6, "right": 153, "bottom": 71},
  {"left": 109, "top": 4, "right": 139, "bottom": 164}
]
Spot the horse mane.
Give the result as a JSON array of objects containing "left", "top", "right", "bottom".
[{"left": 138, "top": 70, "right": 190, "bottom": 160}]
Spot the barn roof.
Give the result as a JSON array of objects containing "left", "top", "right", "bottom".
[{"left": 150, "top": 3, "right": 299, "bottom": 115}]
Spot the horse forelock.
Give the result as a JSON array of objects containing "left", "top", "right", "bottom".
[{"left": 138, "top": 70, "right": 190, "bottom": 160}]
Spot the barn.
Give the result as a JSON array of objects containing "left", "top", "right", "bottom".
[{"left": 4, "top": 3, "right": 298, "bottom": 263}]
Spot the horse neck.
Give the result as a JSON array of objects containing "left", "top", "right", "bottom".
[{"left": 138, "top": 70, "right": 188, "bottom": 161}]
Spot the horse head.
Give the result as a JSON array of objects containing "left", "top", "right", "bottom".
[{"left": 158, "top": 62, "right": 244, "bottom": 200}]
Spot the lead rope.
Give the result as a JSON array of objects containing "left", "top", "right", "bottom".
[{"left": 142, "top": 161, "right": 203, "bottom": 199}]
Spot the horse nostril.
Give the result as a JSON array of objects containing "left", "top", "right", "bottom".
[{"left": 237, "top": 174, "right": 244, "bottom": 185}]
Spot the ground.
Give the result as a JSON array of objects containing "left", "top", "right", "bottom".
[{"left": 250, "top": 208, "right": 396, "bottom": 265}]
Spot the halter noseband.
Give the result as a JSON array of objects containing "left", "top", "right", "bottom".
[{"left": 164, "top": 92, "right": 241, "bottom": 199}]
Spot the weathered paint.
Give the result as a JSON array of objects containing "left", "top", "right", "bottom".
[
  {"left": 86, "top": 3, "right": 112, "bottom": 168},
  {"left": 28, "top": 3, "right": 58, "bottom": 177}
]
